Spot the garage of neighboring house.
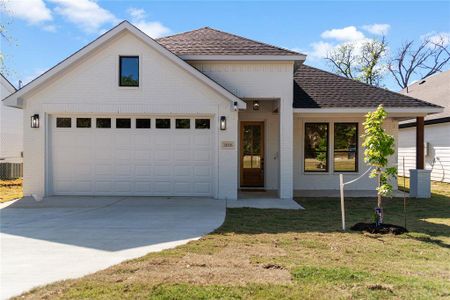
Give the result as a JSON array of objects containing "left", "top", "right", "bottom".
[{"left": 49, "top": 115, "right": 215, "bottom": 196}]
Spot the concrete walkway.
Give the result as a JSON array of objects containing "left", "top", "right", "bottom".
[
  {"left": 227, "top": 199, "right": 303, "bottom": 209},
  {"left": 0, "top": 196, "right": 226, "bottom": 299}
]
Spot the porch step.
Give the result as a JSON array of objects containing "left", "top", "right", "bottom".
[{"left": 227, "top": 198, "right": 303, "bottom": 210}]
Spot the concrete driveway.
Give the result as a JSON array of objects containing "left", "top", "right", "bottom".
[{"left": 0, "top": 196, "right": 226, "bottom": 299}]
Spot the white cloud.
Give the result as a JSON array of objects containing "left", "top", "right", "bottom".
[
  {"left": 4, "top": 0, "right": 52, "bottom": 24},
  {"left": 133, "top": 21, "right": 170, "bottom": 38},
  {"left": 309, "top": 41, "right": 335, "bottom": 59},
  {"left": 127, "top": 7, "right": 170, "bottom": 38},
  {"left": 362, "top": 24, "right": 391, "bottom": 35},
  {"left": 42, "top": 24, "right": 57, "bottom": 32},
  {"left": 321, "top": 26, "right": 365, "bottom": 42},
  {"left": 49, "top": 0, "right": 119, "bottom": 33},
  {"left": 127, "top": 8, "right": 145, "bottom": 21},
  {"left": 422, "top": 32, "right": 450, "bottom": 46}
]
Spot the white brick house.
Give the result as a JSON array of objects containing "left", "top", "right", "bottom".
[
  {"left": 2, "top": 21, "right": 442, "bottom": 200},
  {"left": 0, "top": 74, "right": 23, "bottom": 164}
]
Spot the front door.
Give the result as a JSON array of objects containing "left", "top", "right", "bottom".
[{"left": 240, "top": 121, "right": 264, "bottom": 187}]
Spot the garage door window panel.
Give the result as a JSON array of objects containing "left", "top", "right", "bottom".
[
  {"left": 156, "top": 119, "right": 170, "bottom": 129},
  {"left": 56, "top": 118, "right": 71, "bottom": 128},
  {"left": 136, "top": 119, "right": 151, "bottom": 128},
  {"left": 76, "top": 118, "right": 91, "bottom": 128},
  {"left": 176, "top": 119, "right": 190, "bottom": 129},
  {"left": 116, "top": 118, "right": 131, "bottom": 129},
  {"left": 97, "top": 118, "right": 111, "bottom": 128},
  {"left": 195, "top": 119, "right": 210, "bottom": 129}
]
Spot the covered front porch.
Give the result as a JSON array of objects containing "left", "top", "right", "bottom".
[
  {"left": 237, "top": 98, "right": 293, "bottom": 201},
  {"left": 235, "top": 97, "right": 433, "bottom": 204}
]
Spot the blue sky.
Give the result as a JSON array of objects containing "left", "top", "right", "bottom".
[{"left": 2, "top": 0, "right": 450, "bottom": 91}]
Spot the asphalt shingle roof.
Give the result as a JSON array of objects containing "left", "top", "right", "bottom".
[
  {"left": 293, "top": 64, "right": 442, "bottom": 108},
  {"left": 157, "top": 27, "right": 303, "bottom": 56}
]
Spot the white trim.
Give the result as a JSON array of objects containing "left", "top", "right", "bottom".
[
  {"left": 2, "top": 21, "right": 246, "bottom": 110},
  {"left": 293, "top": 107, "right": 443, "bottom": 115},
  {"left": 182, "top": 55, "right": 307, "bottom": 61}
]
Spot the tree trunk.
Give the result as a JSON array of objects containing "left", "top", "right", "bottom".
[
  {"left": 377, "top": 172, "right": 382, "bottom": 208},
  {"left": 376, "top": 170, "right": 383, "bottom": 225}
]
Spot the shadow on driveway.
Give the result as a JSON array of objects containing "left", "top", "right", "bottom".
[{"left": 0, "top": 196, "right": 225, "bottom": 299}]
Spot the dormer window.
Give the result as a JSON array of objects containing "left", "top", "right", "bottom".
[{"left": 119, "top": 56, "right": 139, "bottom": 87}]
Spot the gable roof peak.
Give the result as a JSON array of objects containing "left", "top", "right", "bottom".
[{"left": 2, "top": 20, "right": 246, "bottom": 109}]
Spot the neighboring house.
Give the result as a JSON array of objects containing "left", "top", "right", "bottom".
[
  {"left": 2, "top": 21, "right": 442, "bottom": 200},
  {"left": 0, "top": 74, "right": 23, "bottom": 163},
  {"left": 398, "top": 70, "right": 450, "bottom": 183}
]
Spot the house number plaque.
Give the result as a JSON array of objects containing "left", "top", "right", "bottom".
[{"left": 221, "top": 141, "right": 235, "bottom": 149}]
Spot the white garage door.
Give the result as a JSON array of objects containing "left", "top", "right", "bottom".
[{"left": 50, "top": 116, "right": 214, "bottom": 196}]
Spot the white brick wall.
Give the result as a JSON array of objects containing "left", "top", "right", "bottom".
[
  {"left": 22, "top": 31, "right": 238, "bottom": 199},
  {"left": 190, "top": 61, "right": 295, "bottom": 198}
]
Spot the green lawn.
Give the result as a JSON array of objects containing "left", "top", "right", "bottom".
[{"left": 16, "top": 180, "right": 450, "bottom": 300}]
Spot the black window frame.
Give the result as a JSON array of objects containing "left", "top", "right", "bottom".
[
  {"left": 56, "top": 117, "right": 71, "bottom": 128},
  {"left": 176, "top": 119, "right": 191, "bottom": 129},
  {"left": 116, "top": 118, "right": 131, "bottom": 129},
  {"left": 119, "top": 56, "right": 139, "bottom": 87},
  {"left": 76, "top": 118, "right": 91, "bottom": 128},
  {"left": 195, "top": 119, "right": 210, "bottom": 129},
  {"left": 96, "top": 118, "right": 111, "bottom": 128},
  {"left": 304, "top": 122, "right": 329, "bottom": 173},
  {"left": 333, "top": 122, "right": 358, "bottom": 173},
  {"left": 155, "top": 118, "right": 171, "bottom": 129},
  {"left": 136, "top": 118, "right": 151, "bottom": 129}
]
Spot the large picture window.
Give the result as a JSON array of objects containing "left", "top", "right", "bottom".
[
  {"left": 304, "top": 123, "right": 328, "bottom": 172},
  {"left": 119, "top": 56, "right": 139, "bottom": 87},
  {"left": 334, "top": 123, "right": 358, "bottom": 172}
]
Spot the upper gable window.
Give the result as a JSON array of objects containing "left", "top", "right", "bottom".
[{"left": 119, "top": 56, "right": 139, "bottom": 87}]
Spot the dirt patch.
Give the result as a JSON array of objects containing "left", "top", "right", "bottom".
[
  {"left": 367, "top": 284, "right": 394, "bottom": 293},
  {"left": 99, "top": 243, "right": 291, "bottom": 286},
  {"left": 350, "top": 223, "right": 408, "bottom": 235}
]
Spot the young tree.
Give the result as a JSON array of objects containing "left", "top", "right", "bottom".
[
  {"left": 326, "top": 38, "right": 387, "bottom": 87},
  {"left": 362, "top": 105, "right": 397, "bottom": 225},
  {"left": 388, "top": 34, "right": 450, "bottom": 91}
]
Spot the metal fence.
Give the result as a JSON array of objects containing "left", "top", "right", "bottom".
[{"left": 0, "top": 163, "right": 23, "bottom": 180}]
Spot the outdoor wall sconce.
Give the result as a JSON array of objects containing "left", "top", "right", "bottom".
[
  {"left": 220, "top": 116, "right": 227, "bottom": 130},
  {"left": 233, "top": 101, "right": 238, "bottom": 111},
  {"left": 253, "top": 100, "right": 260, "bottom": 110},
  {"left": 31, "top": 114, "right": 39, "bottom": 128}
]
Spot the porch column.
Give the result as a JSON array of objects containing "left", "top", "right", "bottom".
[
  {"left": 416, "top": 116, "right": 425, "bottom": 169},
  {"left": 279, "top": 98, "right": 294, "bottom": 199},
  {"left": 410, "top": 116, "right": 431, "bottom": 198}
]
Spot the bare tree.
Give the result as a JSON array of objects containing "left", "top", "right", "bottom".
[
  {"left": 388, "top": 34, "right": 450, "bottom": 91},
  {"left": 359, "top": 37, "right": 387, "bottom": 86},
  {"left": 325, "top": 38, "right": 387, "bottom": 87},
  {"left": 0, "top": 0, "right": 14, "bottom": 76},
  {"left": 326, "top": 43, "right": 357, "bottom": 79}
]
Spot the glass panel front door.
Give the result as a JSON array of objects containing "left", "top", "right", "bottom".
[{"left": 240, "top": 122, "right": 264, "bottom": 187}]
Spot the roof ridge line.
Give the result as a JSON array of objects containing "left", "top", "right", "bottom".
[
  {"left": 200, "top": 26, "right": 304, "bottom": 56},
  {"left": 156, "top": 26, "right": 210, "bottom": 40}
]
